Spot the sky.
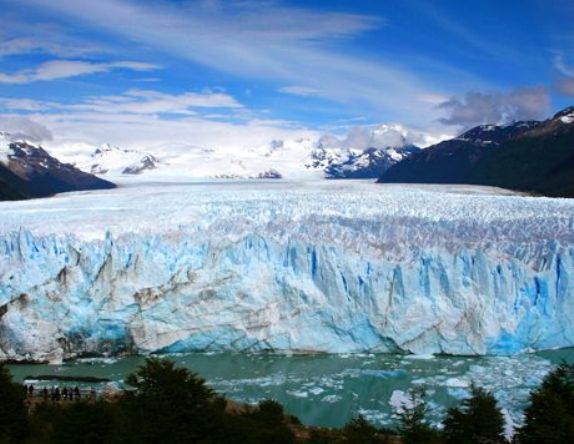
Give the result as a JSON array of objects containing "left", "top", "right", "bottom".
[{"left": 0, "top": 0, "right": 573, "bottom": 151}]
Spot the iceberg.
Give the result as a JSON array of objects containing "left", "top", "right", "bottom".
[{"left": 0, "top": 180, "right": 573, "bottom": 362}]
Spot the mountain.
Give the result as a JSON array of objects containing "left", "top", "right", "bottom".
[
  {"left": 378, "top": 106, "right": 574, "bottom": 197},
  {"left": 468, "top": 107, "right": 574, "bottom": 197},
  {"left": 378, "top": 122, "right": 540, "bottom": 184},
  {"left": 51, "top": 125, "right": 423, "bottom": 180},
  {"left": 0, "top": 132, "right": 116, "bottom": 201},
  {"left": 82, "top": 144, "right": 160, "bottom": 175},
  {"left": 320, "top": 145, "right": 421, "bottom": 179}
]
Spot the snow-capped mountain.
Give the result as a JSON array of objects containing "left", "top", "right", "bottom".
[
  {"left": 83, "top": 144, "right": 160, "bottom": 175},
  {"left": 0, "top": 132, "right": 115, "bottom": 201},
  {"left": 379, "top": 105, "right": 574, "bottom": 197},
  {"left": 319, "top": 145, "right": 421, "bottom": 179},
  {"left": 454, "top": 121, "right": 540, "bottom": 145},
  {"left": 56, "top": 124, "right": 424, "bottom": 180},
  {"left": 555, "top": 106, "right": 574, "bottom": 124}
]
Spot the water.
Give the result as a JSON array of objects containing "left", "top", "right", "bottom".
[{"left": 8, "top": 349, "right": 574, "bottom": 431}]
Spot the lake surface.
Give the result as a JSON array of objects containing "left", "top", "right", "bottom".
[{"left": 8, "top": 349, "right": 574, "bottom": 431}]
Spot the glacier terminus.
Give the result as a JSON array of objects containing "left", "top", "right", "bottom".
[{"left": 0, "top": 179, "right": 573, "bottom": 363}]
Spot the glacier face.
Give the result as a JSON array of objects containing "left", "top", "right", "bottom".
[{"left": 0, "top": 179, "right": 573, "bottom": 362}]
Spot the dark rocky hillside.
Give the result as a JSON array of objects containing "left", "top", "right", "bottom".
[
  {"left": 379, "top": 107, "right": 574, "bottom": 197},
  {"left": 0, "top": 135, "right": 116, "bottom": 201}
]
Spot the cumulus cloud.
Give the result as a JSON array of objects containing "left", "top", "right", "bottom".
[
  {"left": 0, "top": 60, "right": 159, "bottom": 84},
  {"left": 437, "top": 87, "right": 550, "bottom": 128},
  {"left": 0, "top": 116, "right": 53, "bottom": 142},
  {"left": 318, "top": 123, "right": 448, "bottom": 150}
]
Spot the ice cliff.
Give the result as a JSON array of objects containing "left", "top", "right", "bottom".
[{"left": 0, "top": 180, "right": 573, "bottom": 362}]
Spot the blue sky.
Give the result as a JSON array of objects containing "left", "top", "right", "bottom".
[{"left": 0, "top": 0, "right": 573, "bottom": 148}]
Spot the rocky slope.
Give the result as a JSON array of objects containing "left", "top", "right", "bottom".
[
  {"left": 378, "top": 107, "right": 574, "bottom": 197},
  {"left": 0, "top": 133, "right": 116, "bottom": 201},
  {"left": 83, "top": 144, "right": 160, "bottom": 175}
]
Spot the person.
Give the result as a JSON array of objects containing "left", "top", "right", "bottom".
[
  {"left": 55, "top": 387, "right": 61, "bottom": 401},
  {"left": 62, "top": 387, "right": 68, "bottom": 401},
  {"left": 90, "top": 386, "right": 96, "bottom": 400},
  {"left": 42, "top": 387, "right": 48, "bottom": 401},
  {"left": 28, "top": 384, "right": 34, "bottom": 398},
  {"left": 74, "top": 386, "right": 81, "bottom": 401}
]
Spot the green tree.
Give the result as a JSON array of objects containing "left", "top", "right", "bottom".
[
  {"left": 397, "top": 386, "right": 442, "bottom": 444},
  {"left": 517, "top": 362, "right": 574, "bottom": 444},
  {"left": 341, "top": 415, "right": 390, "bottom": 444},
  {"left": 50, "top": 401, "right": 121, "bottom": 444},
  {"left": 0, "top": 363, "right": 29, "bottom": 443},
  {"left": 442, "top": 384, "right": 506, "bottom": 444},
  {"left": 222, "top": 399, "right": 295, "bottom": 444},
  {"left": 119, "top": 357, "right": 221, "bottom": 444}
]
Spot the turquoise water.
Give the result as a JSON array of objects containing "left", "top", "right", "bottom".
[{"left": 8, "top": 349, "right": 574, "bottom": 430}]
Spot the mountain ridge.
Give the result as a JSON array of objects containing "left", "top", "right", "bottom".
[
  {"left": 378, "top": 106, "right": 574, "bottom": 197},
  {"left": 0, "top": 133, "right": 116, "bottom": 201}
]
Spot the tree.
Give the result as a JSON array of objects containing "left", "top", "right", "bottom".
[
  {"left": 341, "top": 415, "right": 390, "bottom": 444},
  {"left": 517, "top": 362, "right": 574, "bottom": 444},
  {"left": 397, "top": 386, "right": 442, "bottom": 444},
  {"left": 0, "top": 363, "right": 29, "bottom": 442},
  {"left": 223, "top": 399, "right": 295, "bottom": 444},
  {"left": 442, "top": 384, "right": 505, "bottom": 444},
  {"left": 119, "top": 357, "right": 221, "bottom": 443},
  {"left": 50, "top": 401, "right": 120, "bottom": 444}
]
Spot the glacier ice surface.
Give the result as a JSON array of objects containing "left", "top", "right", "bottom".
[{"left": 0, "top": 178, "right": 573, "bottom": 362}]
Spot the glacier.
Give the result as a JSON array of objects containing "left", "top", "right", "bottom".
[{"left": 0, "top": 179, "right": 573, "bottom": 362}]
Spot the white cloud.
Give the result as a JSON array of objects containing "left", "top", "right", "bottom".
[
  {"left": 74, "top": 89, "right": 242, "bottom": 115},
  {"left": 19, "top": 0, "right": 463, "bottom": 124},
  {"left": 278, "top": 86, "right": 322, "bottom": 97},
  {"left": 554, "top": 53, "right": 574, "bottom": 77},
  {"left": 0, "top": 98, "right": 57, "bottom": 112},
  {"left": 0, "top": 116, "right": 53, "bottom": 142},
  {"left": 554, "top": 53, "right": 574, "bottom": 96},
  {"left": 9, "top": 111, "right": 317, "bottom": 156},
  {"left": 0, "top": 60, "right": 159, "bottom": 84},
  {"left": 557, "top": 77, "right": 574, "bottom": 96},
  {"left": 0, "top": 88, "right": 309, "bottom": 153},
  {"left": 0, "top": 37, "right": 100, "bottom": 58},
  {"left": 437, "top": 87, "right": 550, "bottom": 128},
  {"left": 0, "top": 89, "right": 242, "bottom": 115},
  {"left": 318, "top": 123, "right": 450, "bottom": 150}
]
